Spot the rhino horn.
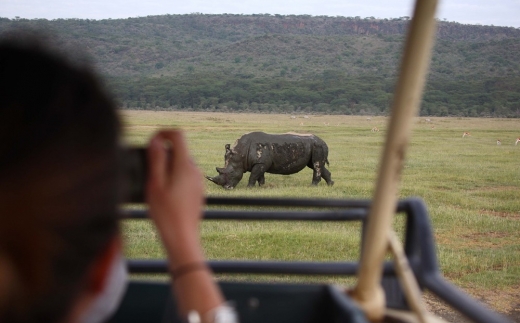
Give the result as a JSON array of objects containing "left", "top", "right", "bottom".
[
  {"left": 205, "top": 175, "right": 218, "bottom": 184},
  {"left": 205, "top": 174, "right": 227, "bottom": 186}
]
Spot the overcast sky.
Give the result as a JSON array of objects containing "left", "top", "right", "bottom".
[{"left": 2, "top": 0, "right": 520, "bottom": 28}]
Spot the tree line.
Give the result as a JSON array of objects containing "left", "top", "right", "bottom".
[{"left": 109, "top": 72, "right": 520, "bottom": 117}]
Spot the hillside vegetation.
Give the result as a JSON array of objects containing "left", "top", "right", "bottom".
[{"left": 1, "top": 14, "right": 520, "bottom": 116}]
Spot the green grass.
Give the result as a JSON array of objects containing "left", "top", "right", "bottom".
[{"left": 120, "top": 111, "right": 520, "bottom": 308}]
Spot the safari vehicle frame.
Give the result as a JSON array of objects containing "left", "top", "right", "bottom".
[
  {"left": 118, "top": 197, "right": 509, "bottom": 323},
  {"left": 114, "top": 0, "right": 512, "bottom": 322}
]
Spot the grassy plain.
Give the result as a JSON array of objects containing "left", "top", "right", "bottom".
[{"left": 120, "top": 110, "right": 519, "bottom": 316}]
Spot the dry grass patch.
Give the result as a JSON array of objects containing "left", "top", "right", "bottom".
[
  {"left": 424, "top": 285, "right": 520, "bottom": 323},
  {"left": 479, "top": 209, "right": 520, "bottom": 220}
]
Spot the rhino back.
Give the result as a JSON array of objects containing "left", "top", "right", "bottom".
[{"left": 243, "top": 132, "right": 318, "bottom": 174}]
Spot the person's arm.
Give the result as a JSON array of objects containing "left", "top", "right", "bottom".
[{"left": 146, "top": 130, "right": 225, "bottom": 322}]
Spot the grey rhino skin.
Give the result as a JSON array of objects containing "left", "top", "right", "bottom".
[{"left": 206, "top": 132, "right": 334, "bottom": 189}]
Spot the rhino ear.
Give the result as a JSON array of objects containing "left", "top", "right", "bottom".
[
  {"left": 216, "top": 167, "right": 225, "bottom": 174},
  {"left": 225, "top": 144, "right": 230, "bottom": 150}
]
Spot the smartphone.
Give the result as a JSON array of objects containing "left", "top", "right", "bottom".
[{"left": 122, "top": 147, "right": 148, "bottom": 203}]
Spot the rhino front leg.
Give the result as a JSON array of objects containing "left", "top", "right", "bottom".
[
  {"left": 258, "top": 173, "right": 265, "bottom": 186},
  {"left": 248, "top": 164, "right": 266, "bottom": 187}
]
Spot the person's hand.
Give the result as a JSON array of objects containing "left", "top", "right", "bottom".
[
  {"left": 146, "top": 130, "right": 205, "bottom": 266},
  {"left": 146, "top": 130, "right": 226, "bottom": 318}
]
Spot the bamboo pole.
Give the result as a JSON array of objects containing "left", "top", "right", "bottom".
[{"left": 350, "top": 0, "right": 439, "bottom": 321}]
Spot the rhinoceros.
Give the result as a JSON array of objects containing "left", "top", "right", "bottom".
[{"left": 205, "top": 132, "right": 334, "bottom": 189}]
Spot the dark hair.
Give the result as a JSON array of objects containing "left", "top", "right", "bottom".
[{"left": 0, "top": 35, "right": 121, "bottom": 323}]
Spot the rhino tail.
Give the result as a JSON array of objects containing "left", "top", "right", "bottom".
[{"left": 326, "top": 158, "right": 330, "bottom": 166}]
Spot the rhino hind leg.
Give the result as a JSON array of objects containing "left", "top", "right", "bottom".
[
  {"left": 248, "top": 164, "right": 266, "bottom": 187},
  {"left": 311, "top": 161, "right": 322, "bottom": 185},
  {"left": 311, "top": 161, "right": 334, "bottom": 186},
  {"left": 321, "top": 166, "right": 334, "bottom": 186}
]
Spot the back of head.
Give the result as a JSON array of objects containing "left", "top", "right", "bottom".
[{"left": 0, "top": 35, "right": 121, "bottom": 323}]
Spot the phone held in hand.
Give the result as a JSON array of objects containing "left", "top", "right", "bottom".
[{"left": 121, "top": 147, "right": 148, "bottom": 203}]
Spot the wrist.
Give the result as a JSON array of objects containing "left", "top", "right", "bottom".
[
  {"left": 162, "top": 231, "right": 206, "bottom": 267},
  {"left": 149, "top": 203, "right": 201, "bottom": 232},
  {"left": 170, "top": 261, "right": 209, "bottom": 281}
]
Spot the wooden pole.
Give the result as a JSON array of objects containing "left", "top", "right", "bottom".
[
  {"left": 388, "top": 230, "right": 429, "bottom": 323},
  {"left": 350, "top": 0, "right": 438, "bottom": 321}
]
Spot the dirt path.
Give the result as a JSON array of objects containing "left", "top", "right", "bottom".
[{"left": 424, "top": 289, "right": 520, "bottom": 323}]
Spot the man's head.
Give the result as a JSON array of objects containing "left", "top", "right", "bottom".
[{"left": 0, "top": 35, "right": 122, "bottom": 323}]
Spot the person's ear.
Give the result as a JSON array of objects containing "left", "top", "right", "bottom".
[
  {"left": 87, "top": 236, "right": 122, "bottom": 295},
  {"left": 66, "top": 236, "right": 123, "bottom": 323}
]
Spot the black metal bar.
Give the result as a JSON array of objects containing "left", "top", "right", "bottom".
[
  {"left": 119, "top": 209, "right": 147, "bottom": 219},
  {"left": 205, "top": 210, "right": 367, "bottom": 221},
  {"left": 120, "top": 209, "right": 367, "bottom": 221},
  {"left": 205, "top": 197, "right": 372, "bottom": 208},
  {"left": 207, "top": 196, "right": 411, "bottom": 213},
  {"left": 121, "top": 198, "right": 414, "bottom": 211},
  {"left": 404, "top": 198, "right": 440, "bottom": 275},
  {"left": 121, "top": 197, "right": 412, "bottom": 220},
  {"left": 400, "top": 198, "right": 432, "bottom": 283},
  {"left": 127, "top": 259, "right": 397, "bottom": 276}
]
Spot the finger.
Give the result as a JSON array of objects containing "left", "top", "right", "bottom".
[
  {"left": 147, "top": 134, "right": 167, "bottom": 189},
  {"left": 156, "top": 130, "right": 191, "bottom": 173}
]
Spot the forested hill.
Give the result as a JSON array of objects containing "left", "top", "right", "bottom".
[{"left": 1, "top": 14, "right": 520, "bottom": 117}]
